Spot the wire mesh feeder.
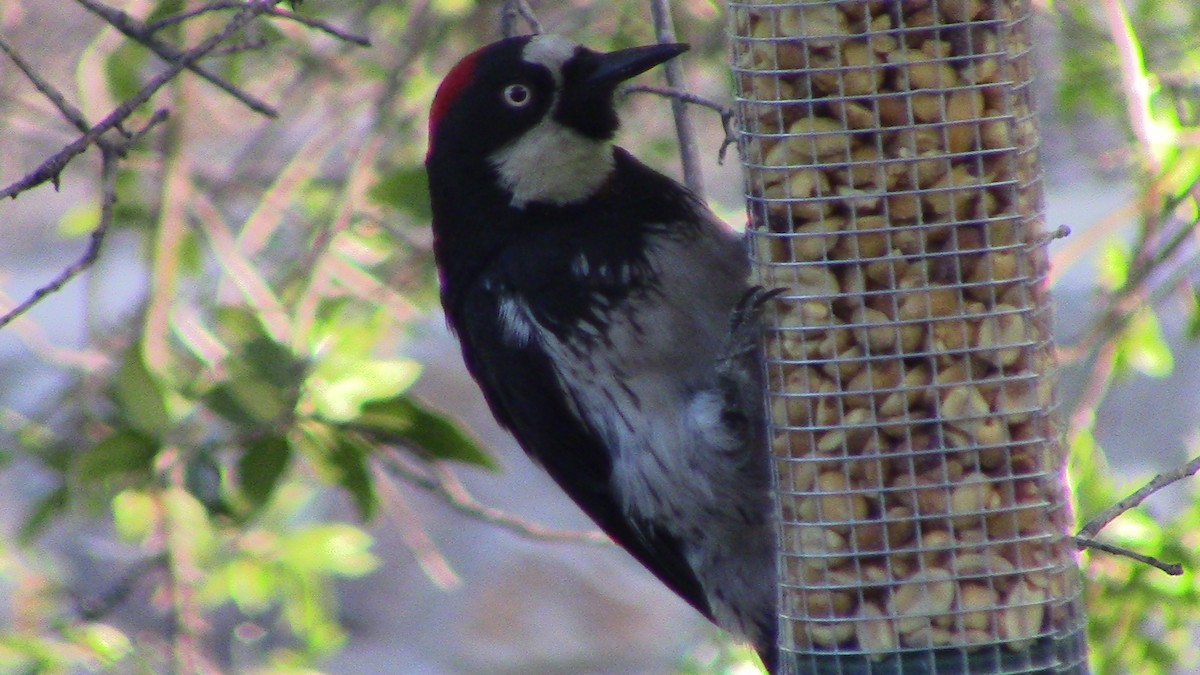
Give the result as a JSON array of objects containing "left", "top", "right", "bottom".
[{"left": 729, "top": 1, "right": 1088, "bottom": 673}]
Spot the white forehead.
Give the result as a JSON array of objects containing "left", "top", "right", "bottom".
[{"left": 522, "top": 34, "right": 580, "bottom": 75}]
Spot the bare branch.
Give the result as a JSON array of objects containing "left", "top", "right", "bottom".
[
  {"left": 145, "top": 1, "right": 245, "bottom": 31},
  {"left": 1102, "top": 0, "right": 1161, "bottom": 171},
  {"left": 372, "top": 461, "right": 463, "bottom": 590},
  {"left": 1, "top": 1, "right": 271, "bottom": 201},
  {"left": 1077, "top": 452, "right": 1200, "bottom": 540},
  {"left": 1073, "top": 536, "right": 1184, "bottom": 576},
  {"left": 500, "top": 0, "right": 542, "bottom": 38},
  {"left": 376, "top": 446, "right": 610, "bottom": 546},
  {"left": 0, "top": 36, "right": 90, "bottom": 133},
  {"left": 0, "top": 143, "right": 121, "bottom": 331},
  {"left": 74, "top": 554, "right": 169, "bottom": 620},
  {"left": 206, "top": 38, "right": 270, "bottom": 58},
  {"left": 146, "top": 1, "right": 371, "bottom": 46},
  {"left": 74, "top": 0, "right": 278, "bottom": 117},
  {"left": 0, "top": 2, "right": 280, "bottom": 329},
  {"left": 0, "top": 110, "right": 169, "bottom": 331},
  {"left": 623, "top": 84, "right": 739, "bottom": 164},
  {"left": 260, "top": 4, "right": 372, "bottom": 46},
  {"left": 648, "top": 0, "right": 703, "bottom": 197}
]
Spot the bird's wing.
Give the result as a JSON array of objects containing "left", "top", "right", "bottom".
[{"left": 451, "top": 286, "right": 713, "bottom": 621}]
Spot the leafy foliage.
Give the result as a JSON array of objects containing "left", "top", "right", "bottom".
[
  {"left": 0, "top": 1, "right": 497, "bottom": 671},
  {"left": 1055, "top": 2, "right": 1200, "bottom": 673},
  {"left": 2, "top": 0, "right": 1200, "bottom": 673}
]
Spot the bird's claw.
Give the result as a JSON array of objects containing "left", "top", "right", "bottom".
[{"left": 725, "top": 286, "right": 785, "bottom": 361}]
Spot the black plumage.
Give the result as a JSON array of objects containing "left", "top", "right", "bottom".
[{"left": 425, "top": 35, "right": 778, "bottom": 672}]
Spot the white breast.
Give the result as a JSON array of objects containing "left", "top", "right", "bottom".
[{"left": 489, "top": 119, "right": 615, "bottom": 208}]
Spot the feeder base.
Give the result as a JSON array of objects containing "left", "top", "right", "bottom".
[{"left": 780, "top": 630, "right": 1088, "bottom": 675}]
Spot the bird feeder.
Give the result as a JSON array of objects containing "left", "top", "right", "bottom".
[{"left": 729, "top": 1, "right": 1088, "bottom": 672}]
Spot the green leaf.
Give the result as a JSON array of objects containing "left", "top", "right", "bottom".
[
  {"left": 113, "top": 346, "right": 171, "bottom": 437},
  {"left": 144, "top": 0, "right": 186, "bottom": 26},
  {"left": 112, "top": 489, "right": 158, "bottom": 542},
  {"left": 282, "top": 524, "right": 378, "bottom": 577},
  {"left": 204, "top": 375, "right": 294, "bottom": 427},
  {"left": 1119, "top": 308, "right": 1174, "bottom": 378},
  {"left": 1098, "top": 239, "right": 1131, "bottom": 291},
  {"left": 238, "top": 436, "right": 292, "bottom": 508},
  {"left": 57, "top": 201, "right": 101, "bottom": 238},
  {"left": 70, "top": 623, "right": 132, "bottom": 665},
  {"left": 329, "top": 435, "right": 376, "bottom": 520},
  {"left": 105, "top": 42, "right": 150, "bottom": 101},
  {"left": 351, "top": 395, "right": 496, "bottom": 470},
  {"left": 77, "top": 429, "right": 160, "bottom": 479},
  {"left": 186, "top": 451, "right": 227, "bottom": 515},
  {"left": 290, "top": 422, "right": 377, "bottom": 520},
  {"left": 215, "top": 305, "right": 273, "bottom": 347},
  {"left": 19, "top": 485, "right": 68, "bottom": 542},
  {"left": 1187, "top": 286, "right": 1200, "bottom": 341},
  {"left": 367, "top": 166, "right": 431, "bottom": 221},
  {"left": 308, "top": 358, "right": 422, "bottom": 422},
  {"left": 243, "top": 336, "right": 307, "bottom": 389},
  {"left": 218, "top": 558, "right": 277, "bottom": 614},
  {"left": 163, "top": 487, "right": 214, "bottom": 560}
]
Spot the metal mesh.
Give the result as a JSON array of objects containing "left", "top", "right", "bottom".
[{"left": 728, "top": 1, "right": 1087, "bottom": 671}]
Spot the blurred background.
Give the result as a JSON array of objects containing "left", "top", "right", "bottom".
[{"left": 1, "top": 1, "right": 1199, "bottom": 673}]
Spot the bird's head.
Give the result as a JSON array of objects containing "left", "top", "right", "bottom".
[{"left": 425, "top": 35, "right": 688, "bottom": 208}]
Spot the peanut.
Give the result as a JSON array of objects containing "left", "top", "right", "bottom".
[{"left": 736, "top": 0, "right": 1078, "bottom": 654}]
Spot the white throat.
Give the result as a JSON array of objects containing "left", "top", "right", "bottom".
[{"left": 489, "top": 120, "right": 615, "bottom": 208}]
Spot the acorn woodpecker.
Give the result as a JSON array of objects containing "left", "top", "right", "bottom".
[{"left": 424, "top": 35, "right": 778, "bottom": 671}]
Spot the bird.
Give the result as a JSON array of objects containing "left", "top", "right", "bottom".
[{"left": 424, "top": 34, "right": 778, "bottom": 672}]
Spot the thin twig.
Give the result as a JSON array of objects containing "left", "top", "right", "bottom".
[
  {"left": 500, "top": 0, "right": 542, "bottom": 38},
  {"left": 74, "top": 553, "right": 169, "bottom": 620},
  {"left": 144, "top": 1, "right": 245, "bottom": 30},
  {"left": 1073, "top": 536, "right": 1184, "bottom": 576},
  {"left": 145, "top": 0, "right": 370, "bottom": 45},
  {"left": 0, "top": 140, "right": 124, "bottom": 330},
  {"left": 0, "top": 1, "right": 271, "bottom": 201},
  {"left": 371, "top": 461, "right": 463, "bottom": 590},
  {"left": 74, "top": 0, "right": 278, "bottom": 117},
  {"left": 648, "top": 0, "right": 703, "bottom": 197},
  {"left": 0, "top": 36, "right": 91, "bottom": 133},
  {"left": 0, "top": 1, "right": 274, "bottom": 330},
  {"left": 623, "top": 84, "right": 739, "bottom": 164},
  {"left": 206, "top": 38, "right": 269, "bottom": 58},
  {"left": 376, "top": 446, "right": 610, "bottom": 545},
  {"left": 0, "top": 111, "right": 169, "bottom": 333},
  {"left": 1102, "top": 0, "right": 1161, "bottom": 172},
  {"left": 1066, "top": 339, "right": 1117, "bottom": 441},
  {"left": 260, "top": 4, "right": 371, "bottom": 45},
  {"left": 160, "top": 455, "right": 219, "bottom": 675},
  {"left": 1078, "top": 453, "right": 1200, "bottom": 540},
  {"left": 372, "top": 0, "right": 434, "bottom": 133}
]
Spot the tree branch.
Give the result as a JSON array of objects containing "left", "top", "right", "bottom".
[
  {"left": 0, "top": 2, "right": 305, "bottom": 331},
  {"left": 1102, "top": 0, "right": 1161, "bottom": 172},
  {"left": 1072, "top": 536, "right": 1184, "bottom": 576},
  {"left": 0, "top": 36, "right": 90, "bottom": 133},
  {"left": 1078, "top": 452, "right": 1200, "bottom": 540},
  {"left": 74, "top": 553, "right": 169, "bottom": 620},
  {"left": 648, "top": 0, "right": 703, "bottom": 197},
  {"left": 74, "top": 0, "right": 279, "bottom": 117},
  {"left": 1, "top": 1, "right": 273, "bottom": 201},
  {"left": 622, "top": 84, "right": 739, "bottom": 164},
  {"left": 145, "top": 1, "right": 371, "bottom": 46},
  {"left": 0, "top": 126, "right": 143, "bottom": 330},
  {"left": 376, "top": 445, "right": 609, "bottom": 546},
  {"left": 500, "top": 0, "right": 542, "bottom": 38}
]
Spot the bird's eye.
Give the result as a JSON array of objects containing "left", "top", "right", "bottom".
[{"left": 503, "top": 84, "right": 532, "bottom": 108}]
